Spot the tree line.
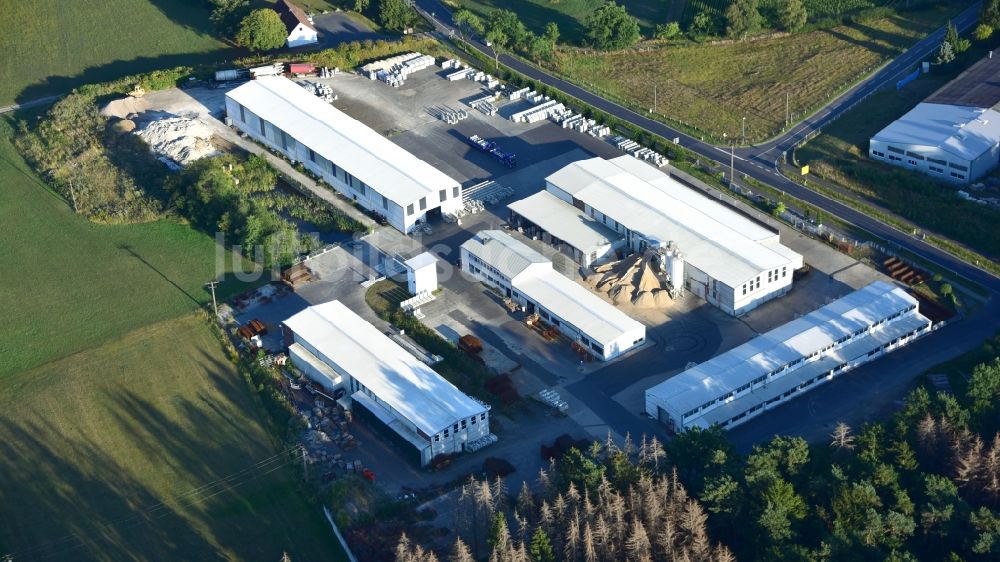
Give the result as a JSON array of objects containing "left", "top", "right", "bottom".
[{"left": 391, "top": 342, "right": 1000, "bottom": 560}]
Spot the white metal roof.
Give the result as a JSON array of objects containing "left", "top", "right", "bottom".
[
  {"left": 405, "top": 252, "right": 437, "bottom": 271},
  {"left": 463, "top": 230, "right": 644, "bottom": 347},
  {"left": 508, "top": 190, "right": 623, "bottom": 253},
  {"left": 545, "top": 156, "right": 800, "bottom": 287},
  {"left": 871, "top": 102, "right": 1000, "bottom": 161},
  {"left": 284, "top": 301, "right": 486, "bottom": 436},
  {"left": 515, "top": 268, "right": 645, "bottom": 348},
  {"left": 226, "top": 76, "right": 459, "bottom": 206},
  {"left": 461, "top": 230, "right": 549, "bottom": 280},
  {"left": 646, "top": 282, "right": 929, "bottom": 418}
]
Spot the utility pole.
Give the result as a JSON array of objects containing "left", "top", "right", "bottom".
[
  {"left": 205, "top": 281, "right": 219, "bottom": 318},
  {"left": 741, "top": 116, "right": 747, "bottom": 144},
  {"left": 654, "top": 84, "right": 657, "bottom": 114},
  {"left": 786, "top": 92, "right": 790, "bottom": 128}
]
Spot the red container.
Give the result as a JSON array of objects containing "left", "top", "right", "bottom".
[{"left": 288, "top": 63, "right": 316, "bottom": 75}]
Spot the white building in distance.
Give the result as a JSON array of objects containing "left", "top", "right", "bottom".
[
  {"left": 460, "top": 230, "right": 646, "bottom": 361},
  {"left": 645, "top": 282, "right": 932, "bottom": 432},
  {"left": 533, "top": 155, "right": 802, "bottom": 316},
  {"left": 226, "top": 76, "right": 463, "bottom": 233},
  {"left": 283, "top": 301, "right": 490, "bottom": 466},
  {"left": 275, "top": 0, "right": 319, "bottom": 48},
  {"left": 869, "top": 102, "right": 1000, "bottom": 184}
]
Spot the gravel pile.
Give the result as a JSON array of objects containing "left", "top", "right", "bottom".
[{"left": 137, "top": 117, "right": 219, "bottom": 166}]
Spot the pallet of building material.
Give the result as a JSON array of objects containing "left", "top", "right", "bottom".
[
  {"left": 508, "top": 87, "right": 530, "bottom": 101},
  {"left": 440, "top": 58, "right": 460, "bottom": 70},
  {"left": 446, "top": 68, "right": 473, "bottom": 81}
]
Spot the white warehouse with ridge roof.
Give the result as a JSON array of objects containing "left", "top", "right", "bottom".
[
  {"left": 460, "top": 230, "right": 646, "bottom": 361},
  {"left": 517, "top": 155, "right": 803, "bottom": 316},
  {"left": 645, "top": 281, "right": 932, "bottom": 432},
  {"left": 283, "top": 301, "right": 490, "bottom": 467},
  {"left": 225, "top": 76, "right": 463, "bottom": 233}
]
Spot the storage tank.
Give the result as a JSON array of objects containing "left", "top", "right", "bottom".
[
  {"left": 214, "top": 69, "right": 246, "bottom": 82},
  {"left": 665, "top": 246, "right": 685, "bottom": 293}
]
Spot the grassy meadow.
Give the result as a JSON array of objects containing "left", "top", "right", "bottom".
[
  {"left": 0, "top": 0, "right": 231, "bottom": 105},
  {"left": 0, "top": 314, "right": 343, "bottom": 561},
  {"left": 550, "top": 4, "right": 953, "bottom": 142},
  {"left": 0, "top": 120, "right": 259, "bottom": 378}
]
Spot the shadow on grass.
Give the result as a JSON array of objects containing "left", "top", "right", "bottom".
[{"left": 0, "top": 346, "right": 323, "bottom": 560}]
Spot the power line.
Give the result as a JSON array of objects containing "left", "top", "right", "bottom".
[{"left": 3, "top": 445, "right": 303, "bottom": 560}]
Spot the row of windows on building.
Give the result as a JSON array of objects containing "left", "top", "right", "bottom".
[
  {"left": 467, "top": 254, "right": 507, "bottom": 283},
  {"left": 432, "top": 412, "right": 488, "bottom": 442},
  {"left": 871, "top": 146, "right": 967, "bottom": 180},
  {"left": 680, "top": 308, "right": 920, "bottom": 420},
  {"left": 741, "top": 267, "right": 787, "bottom": 296},
  {"left": 236, "top": 103, "right": 463, "bottom": 216},
  {"left": 707, "top": 323, "right": 927, "bottom": 428}
]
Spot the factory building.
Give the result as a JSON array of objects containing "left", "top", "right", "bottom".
[
  {"left": 645, "top": 282, "right": 932, "bottom": 432},
  {"left": 869, "top": 103, "right": 1000, "bottom": 184},
  {"left": 283, "top": 301, "right": 490, "bottom": 467},
  {"left": 508, "top": 190, "right": 627, "bottom": 268},
  {"left": 521, "top": 155, "right": 802, "bottom": 316},
  {"left": 460, "top": 230, "right": 646, "bottom": 361},
  {"left": 225, "top": 76, "right": 462, "bottom": 233}
]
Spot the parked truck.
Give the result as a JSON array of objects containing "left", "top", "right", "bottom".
[{"left": 467, "top": 135, "right": 517, "bottom": 168}]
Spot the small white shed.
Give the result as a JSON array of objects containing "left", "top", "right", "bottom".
[{"left": 405, "top": 252, "right": 438, "bottom": 295}]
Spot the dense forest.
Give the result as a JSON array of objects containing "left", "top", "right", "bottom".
[{"left": 396, "top": 338, "right": 1000, "bottom": 561}]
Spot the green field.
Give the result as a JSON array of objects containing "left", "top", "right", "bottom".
[
  {"left": 0, "top": 118, "right": 259, "bottom": 378},
  {"left": 0, "top": 0, "right": 232, "bottom": 105},
  {"left": 0, "top": 314, "right": 344, "bottom": 560},
  {"left": 452, "top": 0, "right": 669, "bottom": 43},
  {"left": 796, "top": 50, "right": 1000, "bottom": 259},
  {"left": 551, "top": 5, "right": 951, "bottom": 142}
]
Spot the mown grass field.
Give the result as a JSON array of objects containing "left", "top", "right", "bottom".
[
  {"left": 0, "top": 314, "right": 344, "bottom": 561},
  {"left": 0, "top": 119, "right": 257, "bottom": 378},
  {"left": 796, "top": 47, "right": 1000, "bottom": 259},
  {"left": 551, "top": 5, "right": 952, "bottom": 142},
  {"left": 0, "top": 0, "right": 231, "bottom": 104},
  {"left": 451, "top": 0, "right": 669, "bottom": 43}
]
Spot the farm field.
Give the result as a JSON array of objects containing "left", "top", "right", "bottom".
[
  {"left": 451, "top": 0, "right": 669, "bottom": 43},
  {"left": 550, "top": 5, "right": 953, "bottom": 142},
  {"left": 0, "top": 0, "right": 231, "bottom": 105},
  {"left": 0, "top": 314, "right": 345, "bottom": 561},
  {"left": 0, "top": 119, "right": 254, "bottom": 378},
  {"left": 680, "top": 0, "right": 895, "bottom": 25},
  {"left": 795, "top": 50, "right": 1000, "bottom": 259}
]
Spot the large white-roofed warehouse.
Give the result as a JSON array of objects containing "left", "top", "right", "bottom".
[
  {"left": 282, "top": 301, "right": 491, "bottom": 467},
  {"left": 460, "top": 230, "right": 646, "bottom": 361},
  {"left": 532, "top": 155, "right": 803, "bottom": 316},
  {"left": 225, "top": 76, "right": 463, "bottom": 233},
  {"left": 644, "top": 281, "right": 932, "bottom": 432}
]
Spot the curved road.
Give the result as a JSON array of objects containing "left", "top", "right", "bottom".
[{"left": 416, "top": 0, "right": 998, "bottom": 295}]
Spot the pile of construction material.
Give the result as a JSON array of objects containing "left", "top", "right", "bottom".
[
  {"left": 250, "top": 63, "right": 283, "bottom": 78},
  {"left": 538, "top": 389, "right": 569, "bottom": 413},
  {"left": 447, "top": 67, "right": 475, "bottom": 81},
  {"left": 463, "top": 180, "right": 514, "bottom": 204},
  {"left": 469, "top": 92, "right": 499, "bottom": 116},
  {"left": 508, "top": 87, "right": 530, "bottom": 101},
  {"left": 467, "top": 433, "right": 499, "bottom": 453},
  {"left": 440, "top": 58, "right": 462, "bottom": 70},
  {"left": 586, "top": 251, "right": 672, "bottom": 308},
  {"left": 299, "top": 81, "right": 337, "bottom": 102},
  {"left": 510, "top": 99, "right": 566, "bottom": 124},
  {"left": 359, "top": 52, "right": 434, "bottom": 87},
  {"left": 553, "top": 111, "right": 610, "bottom": 137},
  {"left": 137, "top": 117, "right": 219, "bottom": 168},
  {"left": 439, "top": 107, "right": 468, "bottom": 124},
  {"left": 281, "top": 262, "right": 313, "bottom": 290},
  {"left": 612, "top": 136, "right": 668, "bottom": 167}
]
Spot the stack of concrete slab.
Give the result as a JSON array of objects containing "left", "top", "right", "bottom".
[{"left": 510, "top": 100, "right": 565, "bottom": 124}]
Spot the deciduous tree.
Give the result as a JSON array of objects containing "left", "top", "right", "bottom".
[
  {"left": 585, "top": 2, "right": 641, "bottom": 50},
  {"left": 236, "top": 9, "right": 287, "bottom": 52},
  {"left": 779, "top": 0, "right": 808, "bottom": 32},
  {"left": 725, "top": 0, "right": 763, "bottom": 40}
]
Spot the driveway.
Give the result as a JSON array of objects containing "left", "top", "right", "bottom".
[{"left": 313, "top": 12, "right": 389, "bottom": 47}]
